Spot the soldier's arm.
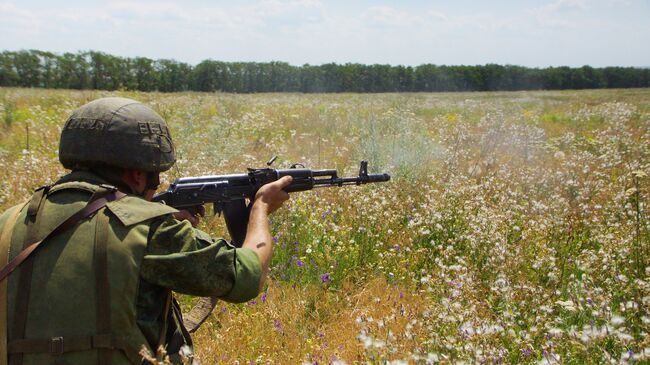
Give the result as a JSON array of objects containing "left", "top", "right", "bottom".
[
  {"left": 140, "top": 215, "right": 262, "bottom": 303},
  {"left": 241, "top": 175, "right": 292, "bottom": 292},
  {"left": 141, "top": 177, "right": 291, "bottom": 301}
]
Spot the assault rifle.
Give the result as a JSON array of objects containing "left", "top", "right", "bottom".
[
  {"left": 153, "top": 158, "right": 390, "bottom": 246},
  {"left": 153, "top": 158, "right": 390, "bottom": 332}
]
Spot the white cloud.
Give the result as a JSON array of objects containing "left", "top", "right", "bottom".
[
  {"left": 360, "top": 6, "right": 423, "bottom": 28},
  {"left": 0, "top": 0, "right": 647, "bottom": 67},
  {"left": 527, "top": 0, "right": 592, "bottom": 28}
]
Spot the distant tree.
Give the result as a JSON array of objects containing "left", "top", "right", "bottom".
[
  {"left": 1, "top": 49, "right": 649, "bottom": 92},
  {"left": 13, "top": 50, "right": 42, "bottom": 87},
  {"left": 132, "top": 57, "right": 158, "bottom": 91},
  {"left": 156, "top": 59, "right": 186, "bottom": 92},
  {"left": 192, "top": 60, "right": 220, "bottom": 91},
  {"left": 0, "top": 51, "right": 19, "bottom": 86},
  {"left": 56, "top": 52, "right": 90, "bottom": 89}
]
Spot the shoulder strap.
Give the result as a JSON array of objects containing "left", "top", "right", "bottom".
[
  {"left": 10, "top": 190, "right": 48, "bottom": 365},
  {"left": 0, "top": 204, "right": 27, "bottom": 365},
  {"left": 94, "top": 210, "right": 112, "bottom": 365}
]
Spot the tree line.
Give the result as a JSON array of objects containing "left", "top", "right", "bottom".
[{"left": 1, "top": 50, "right": 649, "bottom": 93}]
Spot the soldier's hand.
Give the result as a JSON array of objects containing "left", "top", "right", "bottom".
[
  {"left": 174, "top": 205, "right": 205, "bottom": 227},
  {"left": 253, "top": 176, "right": 292, "bottom": 214}
]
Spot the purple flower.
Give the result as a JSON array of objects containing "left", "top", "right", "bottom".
[
  {"left": 399, "top": 292, "right": 404, "bottom": 299},
  {"left": 393, "top": 244, "right": 400, "bottom": 252},
  {"left": 321, "top": 209, "right": 331, "bottom": 219},
  {"left": 272, "top": 236, "right": 278, "bottom": 243},
  {"left": 520, "top": 348, "right": 533, "bottom": 357},
  {"left": 261, "top": 292, "right": 268, "bottom": 303},
  {"left": 297, "top": 259, "right": 305, "bottom": 268},
  {"left": 320, "top": 273, "right": 330, "bottom": 284},
  {"left": 274, "top": 319, "right": 282, "bottom": 331},
  {"left": 248, "top": 299, "right": 257, "bottom": 305}
]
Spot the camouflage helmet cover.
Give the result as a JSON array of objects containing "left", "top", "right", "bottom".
[{"left": 59, "top": 97, "right": 176, "bottom": 172}]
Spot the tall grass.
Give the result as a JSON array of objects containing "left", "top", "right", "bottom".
[{"left": 0, "top": 88, "right": 648, "bottom": 363}]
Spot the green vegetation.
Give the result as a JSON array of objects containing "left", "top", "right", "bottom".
[
  {"left": 0, "top": 88, "right": 648, "bottom": 363},
  {"left": 1, "top": 50, "right": 649, "bottom": 93}
]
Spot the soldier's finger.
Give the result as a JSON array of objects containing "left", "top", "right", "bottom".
[
  {"left": 274, "top": 191, "right": 290, "bottom": 205},
  {"left": 174, "top": 210, "right": 200, "bottom": 227},
  {"left": 276, "top": 175, "right": 293, "bottom": 189}
]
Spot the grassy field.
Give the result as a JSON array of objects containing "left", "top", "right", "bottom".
[{"left": 1, "top": 88, "right": 649, "bottom": 364}]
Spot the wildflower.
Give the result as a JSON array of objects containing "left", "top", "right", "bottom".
[
  {"left": 611, "top": 315, "right": 625, "bottom": 326},
  {"left": 248, "top": 299, "right": 257, "bottom": 305},
  {"left": 520, "top": 347, "right": 533, "bottom": 357},
  {"left": 178, "top": 345, "right": 194, "bottom": 362},
  {"left": 320, "top": 273, "right": 330, "bottom": 284},
  {"left": 274, "top": 319, "right": 282, "bottom": 332},
  {"left": 261, "top": 292, "right": 268, "bottom": 303},
  {"left": 556, "top": 300, "right": 576, "bottom": 312},
  {"left": 297, "top": 259, "right": 305, "bottom": 268}
]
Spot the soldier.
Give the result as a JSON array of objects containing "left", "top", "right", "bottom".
[{"left": 0, "top": 97, "right": 291, "bottom": 364}]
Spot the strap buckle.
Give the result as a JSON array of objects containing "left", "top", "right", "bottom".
[
  {"left": 99, "top": 184, "right": 118, "bottom": 192},
  {"left": 33, "top": 185, "right": 51, "bottom": 193},
  {"left": 50, "top": 336, "right": 64, "bottom": 355}
]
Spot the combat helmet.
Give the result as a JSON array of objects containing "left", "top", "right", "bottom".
[{"left": 59, "top": 97, "right": 176, "bottom": 172}]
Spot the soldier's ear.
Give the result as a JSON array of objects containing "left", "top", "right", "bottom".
[{"left": 121, "top": 169, "right": 148, "bottom": 194}]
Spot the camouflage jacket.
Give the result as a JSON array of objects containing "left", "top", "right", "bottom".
[{"left": 1, "top": 171, "right": 262, "bottom": 364}]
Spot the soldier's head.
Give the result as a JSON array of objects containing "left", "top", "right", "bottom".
[{"left": 59, "top": 97, "right": 176, "bottom": 197}]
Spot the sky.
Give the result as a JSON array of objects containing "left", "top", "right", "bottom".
[{"left": 0, "top": 0, "right": 648, "bottom": 67}]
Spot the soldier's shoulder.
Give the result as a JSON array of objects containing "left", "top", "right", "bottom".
[
  {"left": 106, "top": 195, "right": 178, "bottom": 226},
  {"left": 0, "top": 203, "right": 26, "bottom": 226}
]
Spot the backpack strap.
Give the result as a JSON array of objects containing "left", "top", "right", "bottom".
[
  {"left": 9, "top": 189, "right": 48, "bottom": 365},
  {"left": 95, "top": 210, "right": 112, "bottom": 365},
  {"left": 0, "top": 203, "right": 28, "bottom": 365}
]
